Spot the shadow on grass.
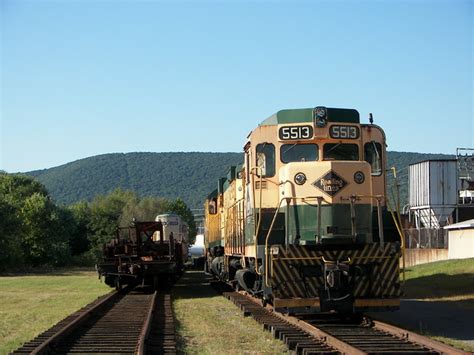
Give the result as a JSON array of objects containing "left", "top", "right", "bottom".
[
  {"left": 370, "top": 272, "right": 474, "bottom": 347},
  {"left": 173, "top": 314, "right": 187, "bottom": 354},
  {"left": 403, "top": 272, "right": 474, "bottom": 299},
  {"left": 371, "top": 298, "right": 474, "bottom": 342},
  {"left": 172, "top": 270, "right": 228, "bottom": 300}
]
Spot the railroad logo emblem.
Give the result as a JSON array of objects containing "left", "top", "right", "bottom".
[{"left": 312, "top": 170, "right": 347, "bottom": 196}]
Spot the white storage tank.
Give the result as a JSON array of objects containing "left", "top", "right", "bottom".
[{"left": 409, "top": 159, "right": 458, "bottom": 228}]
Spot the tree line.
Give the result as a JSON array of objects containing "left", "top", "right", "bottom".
[{"left": 0, "top": 173, "right": 196, "bottom": 271}]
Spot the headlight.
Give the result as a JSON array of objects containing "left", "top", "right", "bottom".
[
  {"left": 314, "top": 106, "right": 328, "bottom": 127},
  {"left": 354, "top": 171, "right": 365, "bottom": 184},
  {"left": 294, "top": 172, "right": 307, "bottom": 185}
]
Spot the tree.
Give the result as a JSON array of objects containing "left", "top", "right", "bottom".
[
  {"left": 0, "top": 173, "right": 49, "bottom": 206},
  {"left": 20, "top": 193, "right": 71, "bottom": 266},
  {"left": 88, "top": 189, "right": 137, "bottom": 257},
  {"left": 66, "top": 201, "right": 91, "bottom": 255},
  {"left": 0, "top": 199, "right": 23, "bottom": 269},
  {"left": 119, "top": 196, "right": 170, "bottom": 226}
]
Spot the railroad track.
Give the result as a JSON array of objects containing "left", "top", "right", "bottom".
[
  {"left": 224, "top": 292, "right": 470, "bottom": 355},
  {"left": 11, "top": 287, "right": 176, "bottom": 355}
]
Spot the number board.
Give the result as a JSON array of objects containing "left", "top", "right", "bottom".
[
  {"left": 279, "top": 125, "right": 313, "bottom": 140},
  {"left": 329, "top": 125, "right": 360, "bottom": 139}
]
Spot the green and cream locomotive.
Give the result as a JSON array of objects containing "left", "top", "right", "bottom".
[{"left": 205, "top": 106, "right": 402, "bottom": 313}]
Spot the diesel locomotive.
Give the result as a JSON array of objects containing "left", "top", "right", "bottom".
[
  {"left": 204, "top": 106, "right": 403, "bottom": 314},
  {"left": 98, "top": 213, "right": 188, "bottom": 289}
]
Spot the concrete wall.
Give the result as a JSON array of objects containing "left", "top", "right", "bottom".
[
  {"left": 402, "top": 248, "right": 449, "bottom": 268},
  {"left": 448, "top": 229, "right": 474, "bottom": 259}
]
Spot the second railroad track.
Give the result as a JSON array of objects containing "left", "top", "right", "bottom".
[{"left": 11, "top": 286, "right": 176, "bottom": 355}]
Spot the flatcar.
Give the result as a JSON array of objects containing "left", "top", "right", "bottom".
[
  {"left": 97, "top": 214, "right": 188, "bottom": 289},
  {"left": 204, "top": 106, "right": 402, "bottom": 314}
]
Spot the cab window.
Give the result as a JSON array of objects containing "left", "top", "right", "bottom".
[
  {"left": 208, "top": 198, "right": 218, "bottom": 214},
  {"left": 256, "top": 143, "right": 275, "bottom": 177},
  {"left": 323, "top": 143, "right": 359, "bottom": 161},
  {"left": 281, "top": 144, "right": 318, "bottom": 163},
  {"left": 364, "top": 142, "right": 383, "bottom": 176}
]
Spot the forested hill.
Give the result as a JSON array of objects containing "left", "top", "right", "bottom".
[
  {"left": 26, "top": 151, "right": 453, "bottom": 208},
  {"left": 26, "top": 152, "right": 243, "bottom": 209}
]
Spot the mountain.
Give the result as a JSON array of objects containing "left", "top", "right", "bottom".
[{"left": 25, "top": 151, "right": 454, "bottom": 209}]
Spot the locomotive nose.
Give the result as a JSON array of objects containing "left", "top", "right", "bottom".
[
  {"left": 279, "top": 160, "right": 372, "bottom": 202},
  {"left": 278, "top": 160, "right": 373, "bottom": 244}
]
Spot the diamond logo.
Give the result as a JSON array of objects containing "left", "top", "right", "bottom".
[{"left": 312, "top": 170, "right": 347, "bottom": 196}]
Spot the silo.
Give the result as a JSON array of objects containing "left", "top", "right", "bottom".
[{"left": 409, "top": 160, "right": 458, "bottom": 228}]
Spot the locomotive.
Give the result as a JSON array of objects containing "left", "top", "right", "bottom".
[
  {"left": 204, "top": 106, "right": 402, "bottom": 314},
  {"left": 97, "top": 213, "right": 188, "bottom": 289}
]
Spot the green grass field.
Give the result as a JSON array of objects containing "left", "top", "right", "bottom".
[
  {"left": 173, "top": 271, "right": 287, "bottom": 354},
  {"left": 0, "top": 269, "right": 110, "bottom": 355}
]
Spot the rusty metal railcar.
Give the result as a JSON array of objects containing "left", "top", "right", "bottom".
[
  {"left": 98, "top": 217, "right": 188, "bottom": 289},
  {"left": 204, "top": 106, "right": 403, "bottom": 314}
]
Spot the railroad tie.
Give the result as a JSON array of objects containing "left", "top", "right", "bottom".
[{"left": 223, "top": 292, "right": 337, "bottom": 354}]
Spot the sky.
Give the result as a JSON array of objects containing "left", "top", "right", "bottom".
[{"left": 1, "top": 0, "right": 472, "bottom": 172}]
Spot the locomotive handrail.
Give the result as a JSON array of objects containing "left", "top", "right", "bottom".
[
  {"left": 264, "top": 197, "right": 287, "bottom": 286},
  {"left": 263, "top": 195, "right": 331, "bottom": 287},
  {"left": 263, "top": 193, "right": 405, "bottom": 287},
  {"left": 225, "top": 197, "right": 245, "bottom": 253},
  {"left": 387, "top": 166, "right": 406, "bottom": 282},
  {"left": 250, "top": 166, "right": 264, "bottom": 275}
]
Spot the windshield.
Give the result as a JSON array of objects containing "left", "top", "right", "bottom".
[
  {"left": 323, "top": 143, "right": 359, "bottom": 161},
  {"left": 281, "top": 144, "right": 318, "bottom": 163},
  {"left": 364, "top": 141, "right": 382, "bottom": 175}
]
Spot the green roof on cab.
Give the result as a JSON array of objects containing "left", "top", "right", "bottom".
[{"left": 260, "top": 107, "right": 360, "bottom": 126}]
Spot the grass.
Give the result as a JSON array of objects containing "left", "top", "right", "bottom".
[
  {"left": 399, "top": 258, "right": 474, "bottom": 352},
  {"left": 0, "top": 268, "right": 110, "bottom": 355},
  {"left": 432, "top": 336, "right": 474, "bottom": 352},
  {"left": 403, "top": 258, "right": 474, "bottom": 300},
  {"left": 173, "top": 271, "right": 287, "bottom": 354}
]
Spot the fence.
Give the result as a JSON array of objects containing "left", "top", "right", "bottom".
[{"left": 403, "top": 228, "right": 448, "bottom": 249}]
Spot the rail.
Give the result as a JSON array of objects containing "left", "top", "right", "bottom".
[
  {"left": 224, "top": 291, "right": 470, "bottom": 355},
  {"left": 30, "top": 290, "right": 120, "bottom": 355},
  {"left": 136, "top": 291, "right": 158, "bottom": 355},
  {"left": 12, "top": 286, "right": 173, "bottom": 355}
]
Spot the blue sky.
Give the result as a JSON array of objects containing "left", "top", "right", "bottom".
[{"left": 1, "top": 0, "right": 472, "bottom": 172}]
